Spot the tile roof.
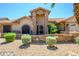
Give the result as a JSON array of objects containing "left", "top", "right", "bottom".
[
  {"left": 0, "top": 20, "right": 11, "bottom": 24},
  {"left": 30, "top": 7, "right": 49, "bottom": 13},
  {"left": 48, "top": 18, "right": 65, "bottom": 23},
  {"left": 12, "top": 16, "right": 32, "bottom": 23},
  {"left": 0, "top": 16, "right": 75, "bottom": 24},
  {"left": 65, "top": 16, "right": 76, "bottom": 23}
]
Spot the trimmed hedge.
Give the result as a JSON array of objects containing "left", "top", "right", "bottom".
[
  {"left": 21, "top": 34, "right": 32, "bottom": 45},
  {"left": 4, "top": 33, "right": 16, "bottom": 42},
  {"left": 46, "top": 36, "right": 58, "bottom": 46}
]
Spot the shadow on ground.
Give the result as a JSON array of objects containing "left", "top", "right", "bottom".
[
  {"left": 47, "top": 46, "right": 58, "bottom": 50},
  {"left": 0, "top": 42, "right": 12, "bottom": 45},
  {"left": 57, "top": 41, "right": 73, "bottom": 44},
  {"left": 19, "top": 44, "right": 30, "bottom": 49}
]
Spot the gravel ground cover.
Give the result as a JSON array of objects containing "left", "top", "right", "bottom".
[{"left": 0, "top": 38, "right": 79, "bottom": 56}]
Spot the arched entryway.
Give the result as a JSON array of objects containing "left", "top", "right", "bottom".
[
  {"left": 22, "top": 25, "right": 30, "bottom": 34},
  {"left": 37, "top": 25, "right": 44, "bottom": 35}
]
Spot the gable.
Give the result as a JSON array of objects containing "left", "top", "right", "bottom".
[
  {"left": 66, "top": 16, "right": 76, "bottom": 23},
  {"left": 12, "top": 16, "right": 32, "bottom": 24},
  {"left": 30, "top": 7, "right": 49, "bottom": 13}
]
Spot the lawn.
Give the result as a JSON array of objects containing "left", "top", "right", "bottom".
[{"left": 0, "top": 38, "right": 79, "bottom": 56}]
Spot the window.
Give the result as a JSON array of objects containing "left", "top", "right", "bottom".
[{"left": 3, "top": 25, "right": 11, "bottom": 33}]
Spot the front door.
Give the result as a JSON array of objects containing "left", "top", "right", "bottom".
[
  {"left": 22, "top": 25, "right": 30, "bottom": 34},
  {"left": 37, "top": 25, "right": 44, "bottom": 35}
]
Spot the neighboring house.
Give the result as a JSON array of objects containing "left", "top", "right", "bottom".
[
  {"left": 66, "top": 16, "right": 79, "bottom": 33},
  {"left": 0, "top": 7, "right": 78, "bottom": 34}
]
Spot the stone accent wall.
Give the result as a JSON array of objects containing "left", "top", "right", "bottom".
[
  {"left": 1, "top": 33, "right": 78, "bottom": 42},
  {"left": 32, "top": 34, "right": 74, "bottom": 42},
  {"left": 69, "top": 32, "right": 79, "bottom": 38}
]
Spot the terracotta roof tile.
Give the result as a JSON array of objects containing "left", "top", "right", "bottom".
[
  {"left": 65, "top": 16, "right": 76, "bottom": 22},
  {"left": 30, "top": 7, "right": 49, "bottom": 12},
  {"left": 48, "top": 18, "right": 65, "bottom": 23},
  {"left": 0, "top": 20, "right": 11, "bottom": 24},
  {"left": 12, "top": 16, "right": 31, "bottom": 23}
]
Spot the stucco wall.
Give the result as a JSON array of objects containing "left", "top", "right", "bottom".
[
  {"left": 68, "top": 23, "right": 79, "bottom": 32},
  {"left": 0, "top": 24, "right": 3, "bottom": 33},
  {"left": 36, "top": 15, "right": 45, "bottom": 26},
  {"left": 67, "top": 17, "right": 79, "bottom": 32},
  {"left": 12, "top": 18, "right": 34, "bottom": 34}
]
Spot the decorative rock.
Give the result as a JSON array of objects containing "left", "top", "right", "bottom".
[
  {"left": 66, "top": 51, "right": 78, "bottom": 56},
  {"left": 0, "top": 51, "right": 16, "bottom": 56}
]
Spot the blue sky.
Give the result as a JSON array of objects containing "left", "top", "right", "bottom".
[{"left": 0, "top": 3, "right": 73, "bottom": 20}]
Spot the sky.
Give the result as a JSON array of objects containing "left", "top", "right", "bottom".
[{"left": 0, "top": 3, "right": 74, "bottom": 20}]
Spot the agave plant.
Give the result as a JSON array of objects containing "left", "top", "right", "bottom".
[{"left": 45, "top": 3, "right": 79, "bottom": 24}]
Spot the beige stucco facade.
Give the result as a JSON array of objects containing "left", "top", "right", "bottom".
[
  {"left": 0, "top": 7, "right": 49, "bottom": 34},
  {"left": 0, "top": 7, "right": 78, "bottom": 34},
  {"left": 12, "top": 17, "right": 34, "bottom": 34},
  {"left": 66, "top": 16, "right": 79, "bottom": 33}
]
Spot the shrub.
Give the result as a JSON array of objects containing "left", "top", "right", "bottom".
[
  {"left": 21, "top": 34, "right": 32, "bottom": 45},
  {"left": 48, "top": 23, "right": 58, "bottom": 34},
  {"left": 74, "top": 37, "right": 79, "bottom": 45},
  {"left": 4, "top": 33, "right": 16, "bottom": 42},
  {"left": 46, "top": 36, "right": 58, "bottom": 46}
]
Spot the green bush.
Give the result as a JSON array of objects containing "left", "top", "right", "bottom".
[
  {"left": 48, "top": 23, "right": 58, "bottom": 34},
  {"left": 74, "top": 37, "right": 79, "bottom": 45},
  {"left": 21, "top": 34, "right": 32, "bottom": 45},
  {"left": 4, "top": 33, "right": 16, "bottom": 42},
  {"left": 46, "top": 36, "right": 58, "bottom": 46}
]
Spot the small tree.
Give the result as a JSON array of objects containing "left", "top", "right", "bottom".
[{"left": 48, "top": 23, "right": 58, "bottom": 34}]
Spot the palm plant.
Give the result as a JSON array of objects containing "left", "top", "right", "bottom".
[
  {"left": 46, "top": 3, "right": 79, "bottom": 24},
  {"left": 73, "top": 3, "right": 79, "bottom": 24},
  {"left": 45, "top": 3, "right": 55, "bottom": 14}
]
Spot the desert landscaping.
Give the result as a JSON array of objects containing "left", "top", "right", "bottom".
[
  {"left": 0, "top": 38, "right": 79, "bottom": 56},
  {"left": 0, "top": 3, "right": 79, "bottom": 56}
]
